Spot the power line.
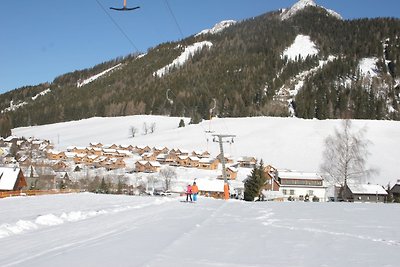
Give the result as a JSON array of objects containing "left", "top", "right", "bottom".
[
  {"left": 163, "top": 0, "right": 185, "bottom": 40},
  {"left": 95, "top": 0, "right": 139, "bottom": 52}
]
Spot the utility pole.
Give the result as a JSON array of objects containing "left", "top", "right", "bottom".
[{"left": 213, "top": 134, "right": 236, "bottom": 200}]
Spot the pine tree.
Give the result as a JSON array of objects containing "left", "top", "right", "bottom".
[{"left": 244, "top": 160, "right": 267, "bottom": 201}]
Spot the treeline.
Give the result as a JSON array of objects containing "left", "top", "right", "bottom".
[{"left": 1, "top": 7, "right": 400, "bottom": 129}]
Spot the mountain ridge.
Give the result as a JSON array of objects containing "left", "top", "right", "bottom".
[{"left": 1, "top": 0, "right": 399, "bottom": 128}]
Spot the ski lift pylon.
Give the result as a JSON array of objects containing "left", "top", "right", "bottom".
[{"left": 110, "top": 0, "right": 140, "bottom": 11}]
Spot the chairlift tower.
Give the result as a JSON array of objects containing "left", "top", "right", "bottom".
[{"left": 213, "top": 134, "right": 236, "bottom": 200}]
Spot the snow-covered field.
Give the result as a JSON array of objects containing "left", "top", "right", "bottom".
[
  {"left": 13, "top": 115, "right": 400, "bottom": 186},
  {"left": 0, "top": 193, "right": 399, "bottom": 267}
]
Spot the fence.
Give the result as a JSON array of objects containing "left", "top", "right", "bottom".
[{"left": 0, "top": 189, "right": 81, "bottom": 199}]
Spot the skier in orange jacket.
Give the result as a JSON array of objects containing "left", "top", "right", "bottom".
[{"left": 191, "top": 181, "right": 199, "bottom": 201}]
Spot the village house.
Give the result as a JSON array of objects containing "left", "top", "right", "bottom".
[
  {"left": 87, "top": 147, "right": 103, "bottom": 156},
  {"left": 54, "top": 172, "right": 73, "bottom": 189},
  {"left": 89, "top": 142, "right": 103, "bottom": 148},
  {"left": 134, "top": 145, "right": 151, "bottom": 155},
  {"left": 47, "top": 150, "right": 67, "bottom": 161},
  {"left": 263, "top": 165, "right": 281, "bottom": 191},
  {"left": 106, "top": 144, "right": 119, "bottom": 150},
  {"left": 142, "top": 152, "right": 157, "bottom": 162},
  {"left": 72, "top": 146, "right": 87, "bottom": 154},
  {"left": 145, "top": 161, "right": 161, "bottom": 173},
  {"left": 390, "top": 180, "right": 400, "bottom": 201},
  {"left": 0, "top": 167, "right": 27, "bottom": 192},
  {"left": 187, "top": 156, "right": 200, "bottom": 168},
  {"left": 93, "top": 156, "right": 109, "bottom": 168},
  {"left": 153, "top": 146, "right": 169, "bottom": 155},
  {"left": 166, "top": 153, "right": 179, "bottom": 165},
  {"left": 237, "top": 156, "right": 257, "bottom": 168},
  {"left": 52, "top": 160, "right": 68, "bottom": 171},
  {"left": 198, "top": 158, "right": 219, "bottom": 170},
  {"left": 176, "top": 149, "right": 189, "bottom": 156},
  {"left": 105, "top": 158, "right": 126, "bottom": 170},
  {"left": 217, "top": 166, "right": 238, "bottom": 180},
  {"left": 21, "top": 165, "right": 39, "bottom": 189},
  {"left": 120, "top": 144, "right": 134, "bottom": 151},
  {"left": 277, "top": 170, "right": 327, "bottom": 202},
  {"left": 177, "top": 155, "right": 189, "bottom": 167},
  {"left": 17, "top": 155, "right": 31, "bottom": 166},
  {"left": 217, "top": 153, "right": 234, "bottom": 164},
  {"left": 135, "top": 161, "right": 147, "bottom": 172},
  {"left": 342, "top": 183, "right": 388, "bottom": 203},
  {"left": 195, "top": 179, "right": 225, "bottom": 199},
  {"left": 156, "top": 153, "right": 168, "bottom": 164},
  {"left": 191, "top": 150, "right": 210, "bottom": 158}
]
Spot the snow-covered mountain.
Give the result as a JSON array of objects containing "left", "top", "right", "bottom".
[
  {"left": 1, "top": 0, "right": 399, "bottom": 128},
  {"left": 281, "top": 0, "right": 342, "bottom": 20}
]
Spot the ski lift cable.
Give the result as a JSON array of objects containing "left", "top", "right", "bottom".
[
  {"left": 95, "top": 0, "right": 140, "bottom": 52},
  {"left": 163, "top": 0, "right": 185, "bottom": 40}
]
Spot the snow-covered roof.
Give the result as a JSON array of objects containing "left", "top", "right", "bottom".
[
  {"left": 199, "top": 158, "right": 215, "bottom": 164},
  {"left": 347, "top": 183, "right": 388, "bottom": 195},
  {"left": 278, "top": 170, "right": 322, "bottom": 180},
  {"left": 148, "top": 161, "right": 161, "bottom": 167},
  {"left": 0, "top": 167, "right": 22, "bottom": 190},
  {"left": 196, "top": 179, "right": 224, "bottom": 193}
]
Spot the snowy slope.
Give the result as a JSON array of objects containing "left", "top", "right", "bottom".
[
  {"left": 195, "top": 20, "right": 236, "bottom": 36},
  {"left": 281, "top": 35, "right": 319, "bottom": 61},
  {"left": 154, "top": 41, "right": 213, "bottom": 77},
  {"left": 12, "top": 115, "right": 400, "bottom": 186},
  {"left": 77, "top": 63, "right": 122, "bottom": 88},
  {"left": 0, "top": 193, "right": 399, "bottom": 267}
]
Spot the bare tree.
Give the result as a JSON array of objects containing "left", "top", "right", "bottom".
[
  {"left": 130, "top": 126, "right": 138, "bottom": 138},
  {"left": 159, "top": 167, "right": 177, "bottom": 191},
  {"left": 149, "top": 122, "right": 156, "bottom": 134},
  {"left": 142, "top": 122, "right": 149, "bottom": 135},
  {"left": 320, "top": 120, "right": 375, "bottom": 186},
  {"left": 147, "top": 175, "right": 159, "bottom": 192}
]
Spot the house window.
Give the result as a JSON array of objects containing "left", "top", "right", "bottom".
[
  {"left": 290, "top": 190, "right": 295, "bottom": 195},
  {"left": 308, "top": 190, "right": 314, "bottom": 196},
  {"left": 282, "top": 189, "right": 287, "bottom": 195}
]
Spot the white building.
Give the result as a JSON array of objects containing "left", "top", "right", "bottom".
[{"left": 278, "top": 170, "right": 327, "bottom": 202}]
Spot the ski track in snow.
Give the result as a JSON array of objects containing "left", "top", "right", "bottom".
[
  {"left": 0, "top": 198, "right": 173, "bottom": 240},
  {"left": 0, "top": 198, "right": 177, "bottom": 267},
  {"left": 255, "top": 210, "right": 400, "bottom": 248},
  {"left": 143, "top": 200, "right": 229, "bottom": 266}
]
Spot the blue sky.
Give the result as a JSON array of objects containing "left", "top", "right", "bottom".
[{"left": 1, "top": 0, "right": 399, "bottom": 94}]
